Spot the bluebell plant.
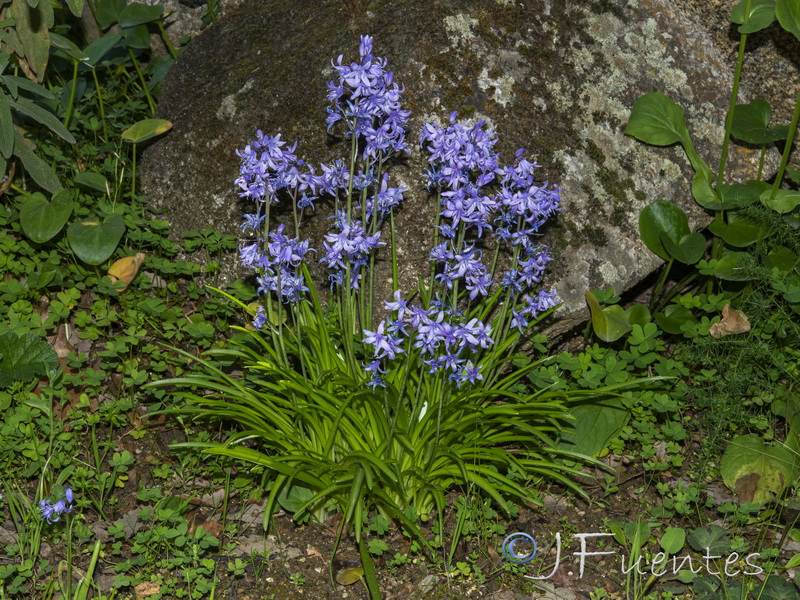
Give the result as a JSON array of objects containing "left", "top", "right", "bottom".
[{"left": 154, "top": 35, "right": 592, "bottom": 599}]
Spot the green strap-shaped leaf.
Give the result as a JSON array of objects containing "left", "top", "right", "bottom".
[
  {"left": 1, "top": 74, "right": 55, "bottom": 99},
  {"left": 731, "top": 0, "right": 777, "bottom": 33},
  {"left": 49, "top": 31, "right": 88, "bottom": 62},
  {"left": 777, "top": 0, "right": 800, "bottom": 41},
  {"left": 0, "top": 90, "right": 12, "bottom": 159},
  {"left": 10, "top": 96, "right": 76, "bottom": 144},
  {"left": 13, "top": 129, "right": 62, "bottom": 193}
]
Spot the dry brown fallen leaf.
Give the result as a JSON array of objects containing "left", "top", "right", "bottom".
[
  {"left": 709, "top": 304, "right": 751, "bottom": 339},
  {"left": 108, "top": 252, "right": 146, "bottom": 290},
  {"left": 134, "top": 581, "right": 160, "bottom": 599}
]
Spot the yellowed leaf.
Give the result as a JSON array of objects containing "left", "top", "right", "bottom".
[
  {"left": 709, "top": 304, "right": 751, "bottom": 339},
  {"left": 335, "top": 567, "right": 365, "bottom": 586},
  {"left": 108, "top": 253, "right": 146, "bottom": 289}
]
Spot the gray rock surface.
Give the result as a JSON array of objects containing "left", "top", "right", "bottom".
[{"left": 139, "top": 0, "right": 781, "bottom": 336}]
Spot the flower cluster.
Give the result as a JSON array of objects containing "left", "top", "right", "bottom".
[
  {"left": 38, "top": 487, "right": 73, "bottom": 524},
  {"left": 363, "top": 291, "right": 494, "bottom": 389},
  {"left": 326, "top": 35, "right": 410, "bottom": 160},
  {"left": 419, "top": 113, "right": 562, "bottom": 330},
  {"left": 321, "top": 211, "right": 383, "bottom": 289},
  {"left": 240, "top": 224, "right": 313, "bottom": 304}
]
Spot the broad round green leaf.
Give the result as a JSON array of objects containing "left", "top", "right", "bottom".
[
  {"left": 660, "top": 231, "right": 706, "bottom": 264},
  {"left": 0, "top": 330, "right": 58, "bottom": 387},
  {"left": 715, "top": 182, "right": 765, "bottom": 210},
  {"left": 706, "top": 251, "right": 755, "bottom": 281},
  {"left": 625, "top": 304, "right": 651, "bottom": 328},
  {"left": 67, "top": 213, "right": 125, "bottom": 265},
  {"left": 625, "top": 92, "right": 690, "bottom": 146},
  {"left": 708, "top": 218, "right": 764, "bottom": 247},
  {"left": 764, "top": 246, "right": 798, "bottom": 272},
  {"left": 121, "top": 119, "right": 172, "bottom": 144},
  {"left": 720, "top": 434, "right": 794, "bottom": 503},
  {"left": 558, "top": 398, "right": 629, "bottom": 456},
  {"left": 639, "top": 200, "right": 690, "bottom": 260},
  {"left": 761, "top": 188, "right": 800, "bottom": 213},
  {"left": 660, "top": 526, "right": 686, "bottom": 555},
  {"left": 586, "top": 291, "right": 632, "bottom": 343},
  {"left": 655, "top": 304, "right": 695, "bottom": 335},
  {"left": 118, "top": 3, "right": 164, "bottom": 27},
  {"left": 730, "top": 100, "right": 788, "bottom": 144},
  {"left": 19, "top": 189, "right": 74, "bottom": 243},
  {"left": 691, "top": 172, "right": 720, "bottom": 209},
  {"left": 777, "top": 0, "right": 800, "bottom": 42},
  {"left": 64, "top": 0, "right": 83, "bottom": 17},
  {"left": 731, "top": 0, "right": 778, "bottom": 33}
]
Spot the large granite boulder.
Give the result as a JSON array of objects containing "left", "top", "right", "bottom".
[{"left": 139, "top": 0, "right": 777, "bottom": 336}]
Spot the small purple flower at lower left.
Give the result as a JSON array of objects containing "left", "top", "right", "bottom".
[{"left": 39, "top": 487, "right": 73, "bottom": 524}]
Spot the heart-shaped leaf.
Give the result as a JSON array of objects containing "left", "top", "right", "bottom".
[
  {"left": 639, "top": 200, "right": 691, "bottom": 260},
  {"left": 67, "top": 213, "right": 125, "bottom": 265},
  {"left": 120, "top": 24, "right": 151, "bottom": 50},
  {"left": 121, "top": 119, "right": 173, "bottom": 144},
  {"left": 586, "top": 291, "right": 632, "bottom": 343},
  {"left": 118, "top": 3, "right": 164, "bottom": 28},
  {"left": 82, "top": 34, "right": 123, "bottom": 67},
  {"left": 660, "top": 231, "right": 706, "bottom": 264},
  {"left": 764, "top": 246, "right": 798, "bottom": 272},
  {"left": 761, "top": 188, "right": 800, "bottom": 213},
  {"left": 731, "top": 0, "right": 778, "bottom": 33},
  {"left": 19, "top": 190, "right": 74, "bottom": 243},
  {"left": 687, "top": 525, "right": 731, "bottom": 555},
  {"left": 95, "top": 0, "right": 126, "bottom": 30}
]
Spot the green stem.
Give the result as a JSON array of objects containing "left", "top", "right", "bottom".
[
  {"left": 649, "top": 257, "right": 674, "bottom": 312},
  {"left": 769, "top": 86, "right": 800, "bottom": 201},
  {"left": 131, "top": 142, "right": 137, "bottom": 198},
  {"left": 91, "top": 68, "right": 109, "bottom": 143},
  {"left": 156, "top": 20, "right": 178, "bottom": 60},
  {"left": 63, "top": 60, "right": 79, "bottom": 129},
  {"left": 127, "top": 48, "right": 156, "bottom": 114},
  {"left": 716, "top": 28, "right": 748, "bottom": 185}
]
